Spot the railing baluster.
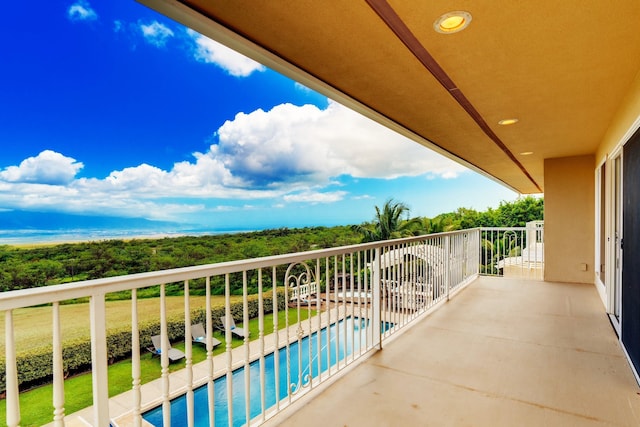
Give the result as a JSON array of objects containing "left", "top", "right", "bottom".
[
  {"left": 405, "top": 243, "right": 410, "bottom": 317},
  {"left": 379, "top": 246, "right": 386, "bottom": 337},
  {"left": 373, "top": 247, "right": 382, "bottom": 349},
  {"left": 258, "top": 268, "right": 266, "bottom": 422},
  {"left": 391, "top": 242, "right": 396, "bottom": 324},
  {"left": 159, "top": 283, "right": 171, "bottom": 427},
  {"left": 205, "top": 276, "right": 215, "bottom": 427},
  {"left": 243, "top": 271, "right": 251, "bottom": 425},
  {"left": 410, "top": 243, "right": 417, "bottom": 315},
  {"left": 452, "top": 234, "right": 459, "bottom": 288},
  {"left": 306, "top": 261, "right": 315, "bottom": 389},
  {"left": 184, "top": 280, "right": 194, "bottom": 427},
  {"left": 336, "top": 254, "right": 344, "bottom": 366},
  {"left": 335, "top": 255, "right": 341, "bottom": 370},
  {"left": 445, "top": 236, "right": 451, "bottom": 300},
  {"left": 295, "top": 270, "right": 303, "bottom": 396},
  {"left": 272, "top": 266, "right": 280, "bottom": 413},
  {"left": 364, "top": 249, "right": 371, "bottom": 349},
  {"left": 328, "top": 256, "right": 334, "bottom": 374},
  {"left": 224, "top": 274, "right": 233, "bottom": 426},
  {"left": 402, "top": 243, "right": 408, "bottom": 321},
  {"left": 394, "top": 243, "right": 400, "bottom": 327},
  {"left": 349, "top": 252, "right": 355, "bottom": 363},
  {"left": 131, "top": 289, "right": 142, "bottom": 427},
  {"left": 284, "top": 267, "right": 291, "bottom": 405},
  {"left": 90, "top": 292, "right": 110, "bottom": 426},
  {"left": 356, "top": 251, "right": 362, "bottom": 358},
  {"left": 474, "top": 229, "right": 480, "bottom": 276},
  {"left": 314, "top": 258, "right": 321, "bottom": 383},
  {"left": 52, "top": 301, "right": 65, "bottom": 426},
  {"left": 5, "top": 310, "right": 20, "bottom": 427}
]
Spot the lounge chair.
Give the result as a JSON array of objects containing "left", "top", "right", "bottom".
[
  {"left": 148, "top": 335, "right": 185, "bottom": 362},
  {"left": 191, "top": 323, "right": 222, "bottom": 348},
  {"left": 219, "top": 315, "right": 248, "bottom": 339}
]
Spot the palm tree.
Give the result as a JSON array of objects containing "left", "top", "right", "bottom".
[{"left": 353, "top": 199, "right": 423, "bottom": 242}]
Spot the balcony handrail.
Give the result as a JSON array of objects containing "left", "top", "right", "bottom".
[
  {"left": 0, "top": 228, "right": 476, "bottom": 311},
  {"left": 2, "top": 227, "right": 482, "bottom": 427}
]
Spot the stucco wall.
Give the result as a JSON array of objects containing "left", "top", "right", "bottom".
[
  {"left": 596, "top": 71, "right": 640, "bottom": 163},
  {"left": 544, "top": 155, "right": 595, "bottom": 283}
]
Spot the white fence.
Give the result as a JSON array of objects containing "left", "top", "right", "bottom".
[
  {"left": 480, "top": 222, "right": 544, "bottom": 280},
  {"left": 1, "top": 229, "right": 480, "bottom": 427},
  {"left": 289, "top": 281, "right": 318, "bottom": 301}
]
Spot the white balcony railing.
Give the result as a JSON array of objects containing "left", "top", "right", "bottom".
[
  {"left": 1, "top": 229, "right": 481, "bottom": 426},
  {"left": 480, "top": 222, "right": 544, "bottom": 280}
]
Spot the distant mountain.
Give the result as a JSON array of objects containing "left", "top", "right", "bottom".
[{"left": 0, "top": 210, "right": 184, "bottom": 231}]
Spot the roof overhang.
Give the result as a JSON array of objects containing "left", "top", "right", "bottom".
[{"left": 140, "top": 0, "right": 640, "bottom": 194}]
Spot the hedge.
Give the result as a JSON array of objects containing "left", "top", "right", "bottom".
[{"left": 0, "top": 290, "right": 286, "bottom": 393}]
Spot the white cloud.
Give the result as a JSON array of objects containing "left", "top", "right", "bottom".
[
  {"left": 140, "top": 21, "right": 174, "bottom": 47},
  {"left": 212, "top": 101, "right": 465, "bottom": 186},
  {"left": 187, "top": 29, "right": 265, "bottom": 77},
  {"left": 0, "top": 102, "right": 466, "bottom": 221},
  {"left": 0, "top": 150, "right": 83, "bottom": 185},
  {"left": 284, "top": 191, "right": 348, "bottom": 203},
  {"left": 67, "top": 1, "right": 98, "bottom": 22},
  {"left": 211, "top": 205, "right": 234, "bottom": 212}
]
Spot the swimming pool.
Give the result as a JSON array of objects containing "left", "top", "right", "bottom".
[{"left": 143, "top": 317, "right": 382, "bottom": 426}]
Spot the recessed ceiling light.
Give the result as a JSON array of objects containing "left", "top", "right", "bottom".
[
  {"left": 520, "top": 151, "right": 534, "bottom": 156},
  {"left": 498, "top": 118, "right": 519, "bottom": 125},
  {"left": 434, "top": 11, "right": 472, "bottom": 34}
]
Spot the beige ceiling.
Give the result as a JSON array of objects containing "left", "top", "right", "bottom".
[{"left": 142, "top": 0, "right": 640, "bottom": 194}]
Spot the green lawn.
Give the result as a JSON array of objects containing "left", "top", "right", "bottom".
[
  {"left": 0, "top": 294, "right": 245, "bottom": 353},
  {"left": 0, "top": 308, "right": 314, "bottom": 427}
]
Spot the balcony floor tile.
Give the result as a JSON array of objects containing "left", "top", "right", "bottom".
[{"left": 276, "top": 277, "right": 640, "bottom": 427}]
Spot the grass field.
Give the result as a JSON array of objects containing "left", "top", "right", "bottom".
[
  {"left": 0, "top": 307, "right": 313, "bottom": 426},
  {"left": 0, "top": 294, "right": 246, "bottom": 353}
]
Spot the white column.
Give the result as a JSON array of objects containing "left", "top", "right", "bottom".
[
  {"left": 258, "top": 269, "right": 266, "bottom": 422},
  {"left": 184, "top": 280, "right": 194, "bottom": 427},
  {"left": 5, "top": 310, "right": 20, "bottom": 427},
  {"left": 224, "top": 274, "right": 234, "bottom": 427},
  {"left": 52, "top": 302, "right": 65, "bottom": 426},
  {"left": 372, "top": 247, "right": 382, "bottom": 349},
  {"left": 160, "top": 283, "right": 171, "bottom": 427},
  {"left": 444, "top": 236, "right": 451, "bottom": 300},
  {"left": 90, "top": 293, "right": 110, "bottom": 426},
  {"left": 272, "top": 267, "right": 281, "bottom": 412},
  {"left": 205, "top": 276, "right": 215, "bottom": 427},
  {"left": 131, "top": 289, "right": 142, "bottom": 427},
  {"left": 243, "top": 271, "right": 251, "bottom": 425}
]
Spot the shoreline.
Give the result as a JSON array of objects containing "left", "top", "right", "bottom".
[
  {"left": 0, "top": 232, "right": 191, "bottom": 248},
  {"left": 4, "top": 234, "right": 185, "bottom": 248},
  {"left": 0, "top": 228, "right": 259, "bottom": 248}
]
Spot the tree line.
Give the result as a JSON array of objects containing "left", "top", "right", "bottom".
[
  {"left": 353, "top": 196, "right": 543, "bottom": 242},
  {"left": 0, "top": 197, "right": 542, "bottom": 293}
]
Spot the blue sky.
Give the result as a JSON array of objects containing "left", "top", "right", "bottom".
[{"left": 0, "top": 1, "right": 518, "bottom": 233}]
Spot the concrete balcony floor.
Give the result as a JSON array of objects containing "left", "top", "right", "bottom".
[{"left": 276, "top": 276, "right": 640, "bottom": 427}]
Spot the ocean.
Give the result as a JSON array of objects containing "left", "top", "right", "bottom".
[{"left": 0, "top": 227, "right": 256, "bottom": 246}]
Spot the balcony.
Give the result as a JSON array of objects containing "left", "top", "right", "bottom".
[
  {"left": 2, "top": 226, "right": 639, "bottom": 426},
  {"left": 278, "top": 276, "right": 640, "bottom": 426}
]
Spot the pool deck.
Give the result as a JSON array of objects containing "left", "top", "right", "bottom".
[{"left": 272, "top": 277, "right": 640, "bottom": 426}]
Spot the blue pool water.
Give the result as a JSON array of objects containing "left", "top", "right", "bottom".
[{"left": 143, "top": 317, "right": 384, "bottom": 427}]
